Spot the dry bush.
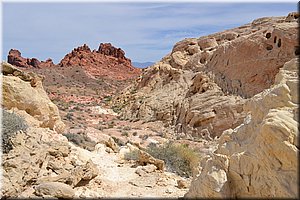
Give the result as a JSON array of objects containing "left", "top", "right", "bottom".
[
  {"left": 63, "top": 133, "right": 96, "bottom": 151},
  {"left": 146, "top": 142, "right": 200, "bottom": 177},
  {"left": 2, "top": 109, "right": 28, "bottom": 153},
  {"left": 124, "top": 149, "right": 139, "bottom": 161}
]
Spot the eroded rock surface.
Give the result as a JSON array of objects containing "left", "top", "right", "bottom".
[
  {"left": 2, "top": 62, "right": 65, "bottom": 133},
  {"left": 185, "top": 58, "right": 299, "bottom": 198},
  {"left": 114, "top": 13, "right": 298, "bottom": 140}
]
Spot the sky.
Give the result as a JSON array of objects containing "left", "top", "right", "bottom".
[{"left": 2, "top": 2, "right": 298, "bottom": 63}]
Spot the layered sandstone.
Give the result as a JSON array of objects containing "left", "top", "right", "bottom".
[
  {"left": 114, "top": 13, "right": 298, "bottom": 140},
  {"left": 58, "top": 43, "right": 141, "bottom": 80},
  {"left": 185, "top": 58, "right": 299, "bottom": 198}
]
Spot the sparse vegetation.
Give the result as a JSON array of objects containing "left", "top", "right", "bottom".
[
  {"left": 111, "top": 136, "right": 125, "bottom": 146},
  {"left": 108, "top": 121, "right": 115, "bottom": 128},
  {"left": 124, "top": 149, "right": 139, "bottom": 161},
  {"left": 66, "top": 112, "right": 74, "bottom": 120},
  {"left": 123, "top": 126, "right": 131, "bottom": 131},
  {"left": 63, "top": 132, "right": 96, "bottom": 151},
  {"left": 121, "top": 131, "right": 129, "bottom": 137},
  {"left": 145, "top": 141, "right": 200, "bottom": 177},
  {"left": 2, "top": 109, "right": 28, "bottom": 153},
  {"left": 103, "top": 95, "right": 112, "bottom": 102},
  {"left": 139, "top": 134, "right": 149, "bottom": 140},
  {"left": 112, "top": 105, "right": 122, "bottom": 113},
  {"left": 133, "top": 132, "right": 138, "bottom": 136}
]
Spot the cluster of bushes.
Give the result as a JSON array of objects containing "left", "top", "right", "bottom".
[
  {"left": 146, "top": 142, "right": 200, "bottom": 177},
  {"left": 63, "top": 132, "right": 96, "bottom": 151},
  {"left": 124, "top": 141, "right": 200, "bottom": 177},
  {"left": 2, "top": 109, "right": 28, "bottom": 153}
]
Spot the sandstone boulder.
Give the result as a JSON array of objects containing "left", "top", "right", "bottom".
[
  {"left": 34, "top": 182, "right": 75, "bottom": 198},
  {"left": 2, "top": 62, "right": 65, "bottom": 133},
  {"left": 105, "top": 137, "right": 119, "bottom": 153},
  {"left": 138, "top": 150, "right": 165, "bottom": 171}
]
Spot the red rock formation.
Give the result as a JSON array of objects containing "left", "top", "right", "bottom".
[
  {"left": 7, "top": 49, "right": 55, "bottom": 69},
  {"left": 59, "top": 43, "right": 140, "bottom": 80},
  {"left": 98, "top": 43, "right": 127, "bottom": 60}
]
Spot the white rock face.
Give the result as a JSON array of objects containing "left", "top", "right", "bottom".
[{"left": 185, "top": 58, "right": 299, "bottom": 198}]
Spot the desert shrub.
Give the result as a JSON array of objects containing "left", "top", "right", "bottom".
[
  {"left": 107, "top": 121, "right": 115, "bottom": 128},
  {"left": 2, "top": 109, "right": 28, "bottom": 153},
  {"left": 103, "top": 96, "right": 112, "bottom": 102},
  {"left": 97, "top": 125, "right": 105, "bottom": 131},
  {"left": 132, "top": 132, "right": 138, "bottom": 136},
  {"left": 139, "top": 134, "right": 149, "bottom": 140},
  {"left": 146, "top": 141, "right": 200, "bottom": 177},
  {"left": 123, "top": 126, "right": 131, "bottom": 131},
  {"left": 112, "top": 106, "right": 122, "bottom": 113},
  {"left": 73, "top": 106, "right": 80, "bottom": 110},
  {"left": 121, "top": 131, "right": 129, "bottom": 137},
  {"left": 63, "top": 133, "right": 96, "bottom": 151},
  {"left": 124, "top": 149, "right": 139, "bottom": 161},
  {"left": 66, "top": 112, "right": 73, "bottom": 120},
  {"left": 111, "top": 136, "right": 125, "bottom": 146},
  {"left": 108, "top": 124, "right": 114, "bottom": 129}
]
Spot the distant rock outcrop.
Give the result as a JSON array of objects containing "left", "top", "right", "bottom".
[
  {"left": 185, "top": 58, "right": 299, "bottom": 198},
  {"left": 59, "top": 43, "right": 140, "bottom": 80},
  {"left": 114, "top": 12, "right": 298, "bottom": 140},
  {"left": 7, "top": 49, "right": 55, "bottom": 68},
  {"left": 98, "top": 43, "right": 127, "bottom": 60}
]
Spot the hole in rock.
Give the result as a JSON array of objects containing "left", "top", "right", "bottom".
[
  {"left": 200, "top": 58, "right": 206, "bottom": 64},
  {"left": 274, "top": 36, "right": 277, "bottom": 43},
  {"left": 295, "top": 46, "right": 300, "bottom": 55},
  {"left": 266, "top": 33, "right": 271, "bottom": 38},
  {"left": 266, "top": 45, "right": 273, "bottom": 51},
  {"left": 277, "top": 39, "right": 281, "bottom": 47}
]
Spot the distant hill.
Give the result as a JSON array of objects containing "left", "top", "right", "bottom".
[{"left": 132, "top": 61, "right": 155, "bottom": 68}]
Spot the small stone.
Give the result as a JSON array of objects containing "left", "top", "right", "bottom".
[{"left": 177, "top": 179, "right": 188, "bottom": 189}]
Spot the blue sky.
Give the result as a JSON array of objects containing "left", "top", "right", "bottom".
[{"left": 2, "top": 2, "right": 297, "bottom": 63}]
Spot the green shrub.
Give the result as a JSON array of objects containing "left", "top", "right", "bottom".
[
  {"left": 123, "top": 126, "right": 131, "bottom": 131},
  {"left": 146, "top": 141, "right": 200, "bottom": 177},
  {"left": 66, "top": 112, "right": 73, "bottom": 120},
  {"left": 63, "top": 133, "right": 96, "bottom": 151},
  {"left": 111, "top": 136, "right": 125, "bottom": 146},
  {"left": 2, "top": 109, "right": 28, "bottom": 153},
  {"left": 124, "top": 149, "right": 139, "bottom": 161},
  {"left": 97, "top": 125, "right": 105, "bottom": 131},
  {"left": 103, "top": 96, "right": 112, "bottom": 102},
  {"left": 121, "top": 131, "right": 129, "bottom": 137},
  {"left": 139, "top": 134, "right": 149, "bottom": 140},
  {"left": 108, "top": 124, "right": 114, "bottom": 129}
]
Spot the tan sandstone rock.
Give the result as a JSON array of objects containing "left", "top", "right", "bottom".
[
  {"left": 138, "top": 150, "right": 165, "bottom": 171},
  {"left": 185, "top": 58, "right": 299, "bottom": 198},
  {"left": 2, "top": 62, "right": 65, "bottom": 133},
  {"left": 114, "top": 12, "right": 298, "bottom": 141},
  {"left": 34, "top": 182, "right": 75, "bottom": 198}
]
